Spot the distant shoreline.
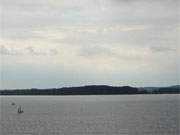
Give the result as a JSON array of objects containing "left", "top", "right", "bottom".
[{"left": 0, "top": 85, "right": 179, "bottom": 95}]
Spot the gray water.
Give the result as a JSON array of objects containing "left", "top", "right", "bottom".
[{"left": 0, "top": 95, "right": 179, "bottom": 135}]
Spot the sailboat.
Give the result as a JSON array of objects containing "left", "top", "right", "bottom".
[{"left": 17, "top": 106, "right": 24, "bottom": 114}]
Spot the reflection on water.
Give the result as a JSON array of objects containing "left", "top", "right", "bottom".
[{"left": 0, "top": 94, "right": 179, "bottom": 135}]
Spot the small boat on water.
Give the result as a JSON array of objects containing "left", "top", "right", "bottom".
[
  {"left": 17, "top": 106, "right": 24, "bottom": 114},
  {"left": 11, "top": 102, "right": 15, "bottom": 106}
]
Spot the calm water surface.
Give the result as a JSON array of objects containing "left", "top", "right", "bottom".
[{"left": 0, "top": 94, "right": 179, "bottom": 135}]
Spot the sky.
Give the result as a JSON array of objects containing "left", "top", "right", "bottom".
[{"left": 0, "top": 0, "right": 179, "bottom": 89}]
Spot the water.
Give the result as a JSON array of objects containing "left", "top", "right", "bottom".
[{"left": 0, "top": 94, "right": 179, "bottom": 135}]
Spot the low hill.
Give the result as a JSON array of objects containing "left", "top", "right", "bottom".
[
  {"left": 0, "top": 85, "right": 179, "bottom": 95},
  {"left": 0, "top": 85, "right": 138, "bottom": 95}
]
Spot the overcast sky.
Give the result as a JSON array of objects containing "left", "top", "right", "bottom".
[{"left": 0, "top": 0, "right": 179, "bottom": 89}]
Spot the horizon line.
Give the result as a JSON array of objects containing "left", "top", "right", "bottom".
[{"left": 0, "top": 84, "right": 179, "bottom": 91}]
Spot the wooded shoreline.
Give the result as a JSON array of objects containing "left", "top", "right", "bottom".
[{"left": 0, "top": 85, "right": 179, "bottom": 95}]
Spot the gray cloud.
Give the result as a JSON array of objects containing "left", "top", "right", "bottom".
[
  {"left": 78, "top": 45, "right": 144, "bottom": 61},
  {"left": 26, "top": 46, "right": 47, "bottom": 56},
  {"left": 26, "top": 46, "right": 59, "bottom": 56},
  {"left": 79, "top": 45, "right": 116, "bottom": 58},
  {"left": 0, "top": 45, "right": 22, "bottom": 55},
  {"left": 49, "top": 49, "right": 59, "bottom": 55},
  {"left": 150, "top": 46, "right": 177, "bottom": 53},
  {"left": 0, "top": 45, "right": 58, "bottom": 56}
]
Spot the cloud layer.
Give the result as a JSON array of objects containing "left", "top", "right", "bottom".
[{"left": 0, "top": 0, "right": 179, "bottom": 89}]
